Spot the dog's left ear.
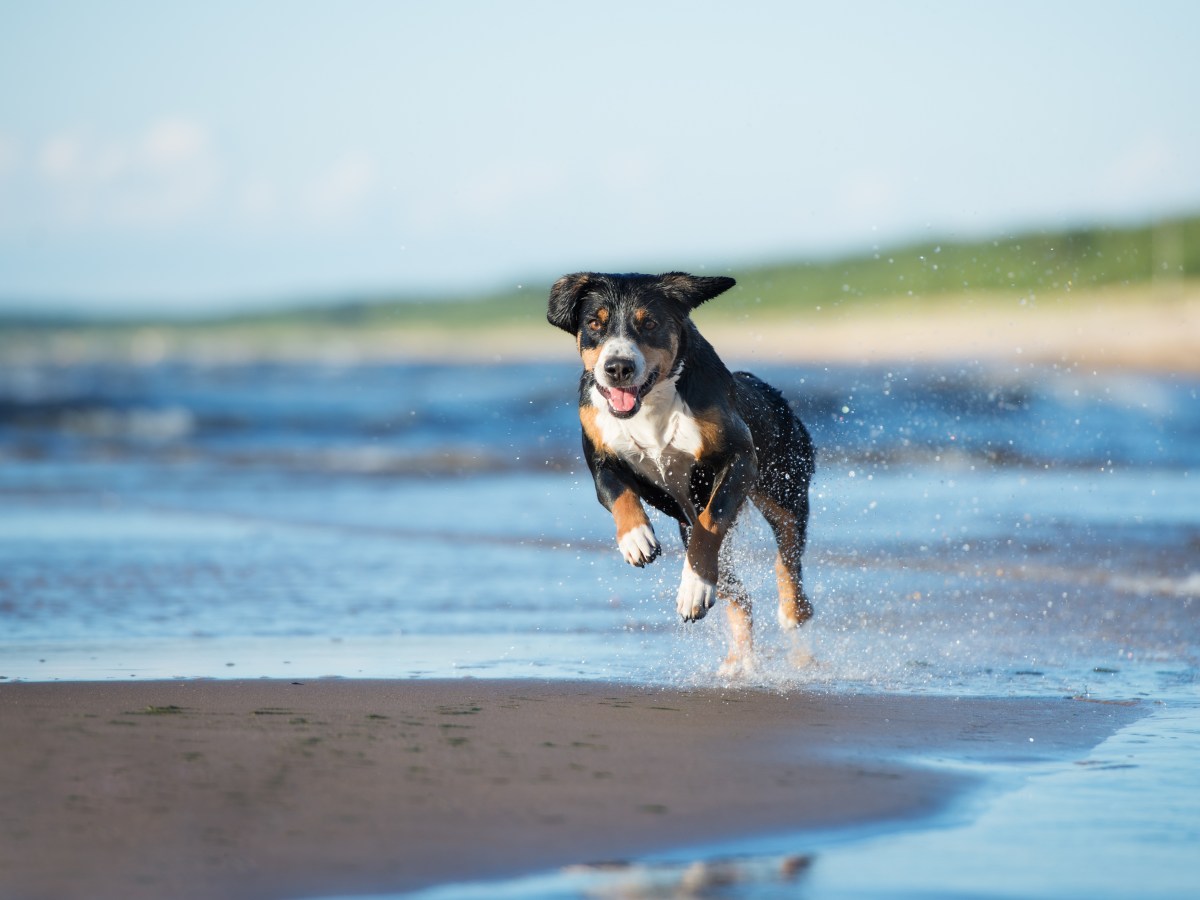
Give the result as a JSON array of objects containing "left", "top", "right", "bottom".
[
  {"left": 659, "top": 272, "right": 736, "bottom": 310},
  {"left": 546, "top": 272, "right": 593, "bottom": 333}
]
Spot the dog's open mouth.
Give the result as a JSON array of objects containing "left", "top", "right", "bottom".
[{"left": 597, "top": 370, "right": 659, "bottom": 418}]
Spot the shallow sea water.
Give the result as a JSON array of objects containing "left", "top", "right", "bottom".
[
  {"left": 1, "top": 360, "right": 1195, "bottom": 697},
  {"left": 381, "top": 698, "right": 1200, "bottom": 900},
  {"left": 1, "top": 359, "right": 1198, "bottom": 896}
]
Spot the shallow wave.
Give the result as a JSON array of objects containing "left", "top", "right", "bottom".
[{"left": 4, "top": 361, "right": 1196, "bottom": 475}]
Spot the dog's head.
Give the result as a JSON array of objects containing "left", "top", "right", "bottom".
[{"left": 547, "top": 271, "right": 735, "bottom": 419}]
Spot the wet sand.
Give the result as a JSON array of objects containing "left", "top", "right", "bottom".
[{"left": 0, "top": 679, "right": 1142, "bottom": 900}]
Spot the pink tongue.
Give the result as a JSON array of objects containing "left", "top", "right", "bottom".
[{"left": 609, "top": 387, "right": 638, "bottom": 413}]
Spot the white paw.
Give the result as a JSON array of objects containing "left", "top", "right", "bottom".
[
  {"left": 618, "top": 523, "right": 660, "bottom": 567},
  {"left": 676, "top": 562, "right": 716, "bottom": 621}
]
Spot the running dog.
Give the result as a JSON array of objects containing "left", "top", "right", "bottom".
[{"left": 547, "top": 271, "right": 815, "bottom": 667}]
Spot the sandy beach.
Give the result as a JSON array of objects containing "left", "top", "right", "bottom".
[
  {"left": 500, "top": 284, "right": 1200, "bottom": 372},
  {"left": 0, "top": 679, "right": 1143, "bottom": 900},
  {"left": 344, "top": 284, "right": 1200, "bottom": 372},
  {"left": 707, "top": 284, "right": 1200, "bottom": 372},
  {"left": 8, "top": 283, "right": 1198, "bottom": 374}
]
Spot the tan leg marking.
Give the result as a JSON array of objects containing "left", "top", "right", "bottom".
[
  {"left": 774, "top": 551, "right": 813, "bottom": 627},
  {"left": 612, "top": 489, "right": 659, "bottom": 568},
  {"left": 612, "top": 489, "right": 650, "bottom": 539},
  {"left": 720, "top": 586, "right": 754, "bottom": 676},
  {"left": 756, "top": 495, "right": 813, "bottom": 629}
]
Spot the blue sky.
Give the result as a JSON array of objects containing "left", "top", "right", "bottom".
[{"left": 1, "top": 1, "right": 1198, "bottom": 313}]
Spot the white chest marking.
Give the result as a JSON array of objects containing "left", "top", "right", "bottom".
[{"left": 590, "top": 378, "right": 704, "bottom": 522}]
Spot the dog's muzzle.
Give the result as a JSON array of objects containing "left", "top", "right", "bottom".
[{"left": 597, "top": 369, "right": 659, "bottom": 417}]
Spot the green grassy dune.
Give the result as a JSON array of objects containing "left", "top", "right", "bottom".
[
  {"left": 1, "top": 213, "right": 1197, "bottom": 358},
  {"left": 229, "top": 213, "right": 1200, "bottom": 328}
]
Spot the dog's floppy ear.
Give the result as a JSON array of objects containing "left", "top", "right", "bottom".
[
  {"left": 658, "top": 272, "right": 736, "bottom": 310},
  {"left": 546, "top": 272, "right": 593, "bottom": 334}
]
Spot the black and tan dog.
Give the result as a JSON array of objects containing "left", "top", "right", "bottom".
[{"left": 547, "top": 271, "right": 815, "bottom": 667}]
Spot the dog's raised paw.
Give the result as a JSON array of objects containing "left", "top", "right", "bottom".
[
  {"left": 619, "top": 523, "right": 660, "bottom": 567},
  {"left": 676, "top": 563, "right": 716, "bottom": 621}
]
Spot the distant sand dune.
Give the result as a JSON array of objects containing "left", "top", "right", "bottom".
[
  {"left": 2, "top": 283, "right": 1196, "bottom": 372},
  {"left": 299, "top": 284, "right": 1200, "bottom": 372}
]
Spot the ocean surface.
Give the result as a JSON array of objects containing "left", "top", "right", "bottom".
[
  {"left": 2, "top": 357, "right": 1196, "bottom": 698},
  {"left": 2, "top": 355, "right": 1198, "bottom": 898}
]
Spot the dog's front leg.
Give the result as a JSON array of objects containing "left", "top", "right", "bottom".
[
  {"left": 590, "top": 463, "right": 660, "bottom": 567},
  {"left": 677, "top": 451, "right": 757, "bottom": 621}
]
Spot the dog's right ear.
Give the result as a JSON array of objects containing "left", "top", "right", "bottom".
[
  {"left": 659, "top": 272, "right": 736, "bottom": 310},
  {"left": 546, "top": 273, "right": 592, "bottom": 334}
]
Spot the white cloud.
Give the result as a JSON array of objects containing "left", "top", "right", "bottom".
[
  {"left": 141, "top": 118, "right": 209, "bottom": 168},
  {"left": 451, "top": 158, "right": 567, "bottom": 222},
  {"left": 34, "top": 117, "right": 221, "bottom": 228},
  {"left": 39, "top": 134, "right": 82, "bottom": 180},
  {"left": 121, "top": 119, "right": 220, "bottom": 226},
  {"left": 304, "top": 153, "right": 377, "bottom": 223}
]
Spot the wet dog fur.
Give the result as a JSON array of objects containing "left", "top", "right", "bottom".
[{"left": 547, "top": 271, "right": 815, "bottom": 668}]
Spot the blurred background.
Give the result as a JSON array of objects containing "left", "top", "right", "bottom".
[
  {"left": 1, "top": 0, "right": 1198, "bottom": 316},
  {"left": 1, "top": 2, "right": 1197, "bottom": 688}
]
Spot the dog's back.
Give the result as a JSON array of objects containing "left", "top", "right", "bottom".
[{"left": 732, "top": 371, "right": 815, "bottom": 512}]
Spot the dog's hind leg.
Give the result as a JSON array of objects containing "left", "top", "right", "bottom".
[
  {"left": 717, "top": 528, "right": 754, "bottom": 676},
  {"left": 717, "top": 566, "right": 755, "bottom": 678},
  {"left": 753, "top": 493, "right": 813, "bottom": 630}
]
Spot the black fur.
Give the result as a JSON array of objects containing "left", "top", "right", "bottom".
[
  {"left": 549, "top": 271, "right": 815, "bottom": 627},
  {"left": 547, "top": 271, "right": 736, "bottom": 335}
]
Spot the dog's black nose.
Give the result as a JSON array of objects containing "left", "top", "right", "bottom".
[{"left": 604, "top": 357, "right": 637, "bottom": 384}]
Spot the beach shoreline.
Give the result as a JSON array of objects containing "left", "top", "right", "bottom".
[
  {"left": 3, "top": 283, "right": 1198, "bottom": 374},
  {"left": 0, "top": 679, "right": 1144, "bottom": 900}
]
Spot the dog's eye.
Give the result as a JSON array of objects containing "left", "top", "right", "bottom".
[
  {"left": 641, "top": 318, "right": 658, "bottom": 332},
  {"left": 586, "top": 318, "right": 603, "bottom": 332}
]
